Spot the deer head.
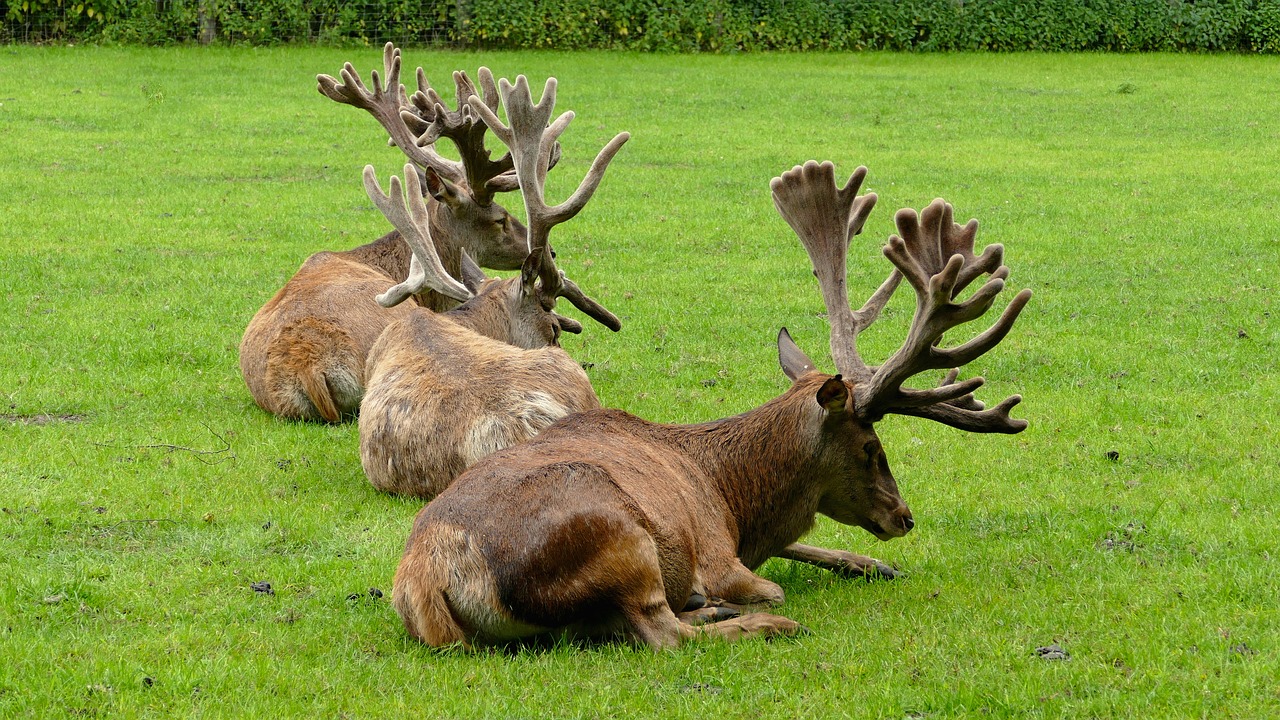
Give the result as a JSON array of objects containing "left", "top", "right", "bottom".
[
  {"left": 358, "top": 71, "right": 626, "bottom": 345},
  {"left": 317, "top": 43, "right": 529, "bottom": 272},
  {"left": 771, "top": 160, "right": 1032, "bottom": 536},
  {"left": 362, "top": 162, "right": 608, "bottom": 350}
]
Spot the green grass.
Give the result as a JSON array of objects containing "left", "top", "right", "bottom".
[{"left": 2, "top": 46, "right": 1278, "bottom": 717}]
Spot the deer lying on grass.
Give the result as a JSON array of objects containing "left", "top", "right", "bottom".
[
  {"left": 392, "top": 160, "right": 1032, "bottom": 648},
  {"left": 240, "top": 46, "right": 536, "bottom": 423},
  {"left": 360, "top": 74, "right": 629, "bottom": 498}
]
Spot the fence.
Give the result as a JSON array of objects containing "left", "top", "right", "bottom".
[{"left": 4, "top": 0, "right": 1279, "bottom": 52}]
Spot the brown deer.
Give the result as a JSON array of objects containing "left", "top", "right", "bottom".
[
  {"left": 391, "top": 160, "right": 1032, "bottom": 649},
  {"left": 360, "top": 73, "right": 629, "bottom": 498},
  {"left": 240, "top": 47, "right": 537, "bottom": 423}
]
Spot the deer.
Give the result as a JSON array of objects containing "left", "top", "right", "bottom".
[
  {"left": 239, "top": 45, "right": 542, "bottom": 423},
  {"left": 390, "top": 159, "right": 1033, "bottom": 649},
  {"left": 359, "top": 73, "right": 629, "bottom": 499}
]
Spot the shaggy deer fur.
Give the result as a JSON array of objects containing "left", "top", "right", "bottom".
[
  {"left": 392, "top": 160, "right": 1031, "bottom": 649},
  {"left": 239, "top": 237, "right": 424, "bottom": 424}
]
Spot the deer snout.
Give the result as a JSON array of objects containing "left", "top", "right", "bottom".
[
  {"left": 889, "top": 502, "right": 914, "bottom": 536},
  {"left": 875, "top": 504, "right": 914, "bottom": 539}
]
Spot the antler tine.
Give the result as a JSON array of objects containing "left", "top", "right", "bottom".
[
  {"left": 900, "top": 393, "right": 1029, "bottom": 434},
  {"left": 558, "top": 277, "right": 622, "bottom": 332},
  {"left": 894, "top": 200, "right": 1005, "bottom": 299},
  {"left": 401, "top": 66, "right": 517, "bottom": 205},
  {"left": 854, "top": 199, "right": 1032, "bottom": 429},
  {"left": 467, "top": 74, "right": 628, "bottom": 331},
  {"left": 317, "top": 43, "right": 464, "bottom": 184},
  {"left": 483, "top": 142, "right": 561, "bottom": 195},
  {"left": 362, "top": 164, "right": 472, "bottom": 307},
  {"left": 933, "top": 202, "right": 1006, "bottom": 297},
  {"left": 771, "top": 160, "right": 889, "bottom": 383}
]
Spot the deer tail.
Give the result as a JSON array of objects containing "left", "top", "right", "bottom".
[
  {"left": 265, "top": 317, "right": 361, "bottom": 423},
  {"left": 298, "top": 366, "right": 340, "bottom": 423}
]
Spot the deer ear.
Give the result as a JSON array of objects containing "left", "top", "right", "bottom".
[
  {"left": 424, "top": 167, "right": 463, "bottom": 208},
  {"left": 816, "top": 375, "right": 848, "bottom": 412},
  {"left": 458, "top": 249, "right": 488, "bottom": 295},
  {"left": 778, "top": 327, "right": 817, "bottom": 382},
  {"left": 520, "top": 249, "right": 542, "bottom": 294}
]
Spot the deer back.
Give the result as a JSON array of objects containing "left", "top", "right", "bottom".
[{"left": 333, "top": 228, "right": 457, "bottom": 312}]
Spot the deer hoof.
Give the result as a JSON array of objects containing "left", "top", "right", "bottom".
[
  {"left": 866, "top": 560, "right": 902, "bottom": 581},
  {"left": 678, "top": 605, "right": 742, "bottom": 626},
  {"left": 743, "top": 613, "right": 809, "bottom": 638},
  {"left": 681, "top": 593, "right": 708, "bottom": 612},
  {"left": 830, "top": 554, "right": 902, "bottom": 581}
]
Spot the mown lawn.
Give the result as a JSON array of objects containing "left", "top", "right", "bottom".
[{"left": 1, "top": 46, "right": 1277, "bottom": 717}]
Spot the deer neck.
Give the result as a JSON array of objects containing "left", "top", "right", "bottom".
[
  {"left": 662, "top": 387, "right": 825, "bottom": 568},
  {"left": 442, "top": 284, "right": 515, "bottom": 345}
]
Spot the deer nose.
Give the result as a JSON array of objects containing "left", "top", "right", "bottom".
[{"left": 902, "top": 516, "right": 915, "bottom": 532}]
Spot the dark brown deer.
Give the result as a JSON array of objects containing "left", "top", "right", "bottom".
[
  {"left": 360, "top": 74, "right": 629, "bottom": 498},
  {"left": 391, "top": 160, "right": 1032, "bottom": 648},
  {"left": 240, "top": 48, "right": 538, "bottom": 423}
]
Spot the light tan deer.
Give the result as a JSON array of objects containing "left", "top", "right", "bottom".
[
  {"left": 391, "top": 160, "right": 1032, "bottom": 649},
  {"left": 240, "top": 47, "right": 537, "bottom": 423},
  {"left": 360, "top": 73, "right": 629, "bottom": 498}
]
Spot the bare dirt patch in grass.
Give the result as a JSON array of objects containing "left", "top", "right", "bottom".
[{"left": 1, "top": 413, "right": 87, "bottom": 425}]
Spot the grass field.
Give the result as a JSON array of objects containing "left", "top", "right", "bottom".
[{"left": 1, "top": 46, "right": 1278, "bottom": 717}]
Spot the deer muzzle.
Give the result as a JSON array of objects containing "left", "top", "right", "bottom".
[{"left": 864, "top": 505, "right": 914, "bottom": 540}]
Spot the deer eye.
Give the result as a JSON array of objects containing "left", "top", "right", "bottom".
[{"left": 862, "top": 441, "right": 879, "bottom": 470}]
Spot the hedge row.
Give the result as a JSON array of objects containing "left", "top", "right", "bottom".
[{"left": 4, "top": 0, "right": 1280, "bottom": 52}]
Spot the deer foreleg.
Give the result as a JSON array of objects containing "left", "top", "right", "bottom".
[
  {"left": 698, "top": 559, "right": 786, "bottom": 607},
  {"left": 681, "top": 613, "right": 809, "bottom": 641},
  {"left": 627, "top": 602, "right": 807, "bottom": 647},
  {"left": 777, "top": 543, "right": 900, "bottom": 580}
]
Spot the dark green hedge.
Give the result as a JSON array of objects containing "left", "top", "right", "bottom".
[{"left": 4, "top": 0, "right": 1279, "bottom": 51}]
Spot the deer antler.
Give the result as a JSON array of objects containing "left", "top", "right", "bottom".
[
  {"left": 317, "top": 43, "right": 465, "bottom": 185},
  {"left": 772, "top": 161, "right": 1031, "bottom": 433},
  {"left": 468, "top": 75, "right": 627, "bottom": 331},
  {"left": 362, "top": 163, "right": 473, "bottom": 307},
  {"left": 861, "top": 200, "right": 1031, "bottom": 430},
  {"left": 400, "top": 67, "right": 518, "bottom": 204},
  {"left": 320, "top": 45, "right": 545, "bottom": 207},
  {"left": 771, "top": 161, "right": 889, "bottom": 384}
]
